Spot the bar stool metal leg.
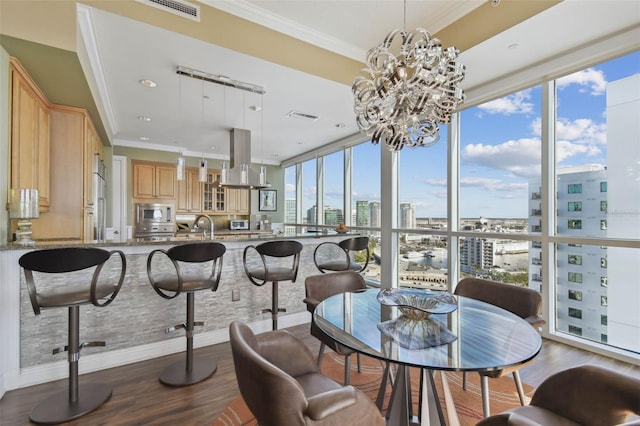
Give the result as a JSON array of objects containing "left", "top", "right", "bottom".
[
  {"left": 159, "top": 292, "right": 217, "bottom": 386},
  {"left": 29, "top": 306, "right": 112, "bottom": 425}
]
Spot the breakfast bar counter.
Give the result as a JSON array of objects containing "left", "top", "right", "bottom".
[{"left": 0, "top": 231, "right": 360, "bottom": 394}]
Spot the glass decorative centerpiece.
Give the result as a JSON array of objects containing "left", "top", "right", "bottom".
[
  {"left": 376, "top": 288, "right": 458, "bottom": 349},
  {"left": 377, "top": 288, "right": 458, "bottom": 319}
]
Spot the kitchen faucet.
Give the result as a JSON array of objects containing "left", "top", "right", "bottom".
[{"left": 194, "top": 214, "right": 214, "bottom": 240}]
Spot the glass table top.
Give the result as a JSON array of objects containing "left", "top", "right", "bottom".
[{"left": 314, "top": 288, "right": 542, "bottom": 372}]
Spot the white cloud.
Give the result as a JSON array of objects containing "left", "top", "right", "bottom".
[
  {"left": 556, "top": 118, "right": 606, "bottom": 145},
  {"left": 423, "top": 178, "right": 447, "bottom": 187},
  {"left": 477, "top": 90, "right": 534, "bottom": 115},
  {"left": 557, "top": 68, "right": 607, "bottom": 95},
  {"left": 462, "top": 138, "right": 541, "bottom": 177},
  {"left": 285, "top": 183, "right": 295, "bottom": 192},
  {"left": 460, "top": 177, "right": 528, "bottom": 192}
]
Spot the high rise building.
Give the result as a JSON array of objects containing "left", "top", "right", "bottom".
[
  {"left": 324, "top": 207, "right": 344, "bottom": 226},
  {"left": 306, "top": 205, "right": 317, "bottom": 225},
  {"left": 399, "top": 202, "right": 416, "bottom": 229},
  {"left": 285, "top": 198, "right": 296, "bottom": 224},
  {"left": 369, "top": 201, "right": 381, "bottom": 228},
  {"left": 356, "top": 200, "right": 369, "bottom": 227},
  {"left": 460, "top": 237, "right": 494, "bottom": 274}
]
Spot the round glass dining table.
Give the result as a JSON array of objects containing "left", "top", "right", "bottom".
[{"left": 313, "top": 288, "right": 542, "bottom": 426}]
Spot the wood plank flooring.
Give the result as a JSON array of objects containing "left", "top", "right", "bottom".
[{"left": 1, "top": 324, "right": 638, "bottom": 425}]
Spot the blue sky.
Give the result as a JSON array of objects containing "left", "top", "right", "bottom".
[{"left": 287, "top": 50, "right": 639, "bottom": 220}]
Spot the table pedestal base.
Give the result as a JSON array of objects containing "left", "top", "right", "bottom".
[{"left": 385, "top": 366, "right": 460, "bottom": 426}]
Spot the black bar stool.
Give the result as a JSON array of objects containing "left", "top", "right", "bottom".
[
  {"left": 19, "top": 247, "right": 126, "bottom": 425},
  {"left": 243, "top": 240, "right": 303, "bottom": 330},
  {"left": 313, "top": 236, "right": 370, "bottom": 273},
  {"left": 147, "top": 242, "right": 226, "bottom": 386}
]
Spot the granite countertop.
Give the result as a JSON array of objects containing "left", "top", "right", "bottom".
[{"left": 0, "top": 230, "right": 361, "bottom": 251}]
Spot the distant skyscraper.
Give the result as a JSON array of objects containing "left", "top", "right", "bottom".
[
  {"left": 306, "top": 205, "right": 317, "bottom": 225},
  {"left": 399, "top": 202, "right": 416, "bottom": 229},
  {"left": 324, "top": 207, "right": 344, "bottom": 226},
  {"left": 285, "top": 198, "right": 296, "bottom": 224},
  {"left": 369, "top": 201, "right": 381, "bottom": 228},
  {"left": 356, "top": 200, "right": 369, "bottom": 227}
]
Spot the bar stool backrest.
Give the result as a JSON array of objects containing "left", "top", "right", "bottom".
[
  {"left": 167, "top": 242, "right": 227, "bottom": 263},
  {"left": 255, "top": 240, "right": 303, "bottom": 258}
]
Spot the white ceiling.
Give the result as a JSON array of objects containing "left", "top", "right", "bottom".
[{"left": 77, "top": 0, "right": 640, "bottom": 165}]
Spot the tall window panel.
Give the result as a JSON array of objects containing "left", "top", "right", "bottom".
[
  {"left": 398, "top": 124, "right": 448, "bottom": 231},
  {"left": 554, "top": 51, "right": 640, "bottom": 354},
  {"left": 301, "top": 159, "right": 317, "bottom": 230},
  {"left": 284, "top": 165, "right": 297, "bottom": 232},
  {"left": 323, "top": 151, "right": 344, "bottom": 226},
  {"left": 459, "top": 88, "right": 542, "bottom": 231},
  {"left": 352, "top": 142, "right": 381, "bottom": 284}
]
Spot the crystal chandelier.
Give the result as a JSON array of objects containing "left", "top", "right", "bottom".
[{"left": 352, "top": 11, "right": 466, "bottom": 151}]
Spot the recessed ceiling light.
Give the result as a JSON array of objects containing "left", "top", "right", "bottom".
[
  {"left": 508, "top": 43, "right": 519, "bottom": 50},
  {"left": 137, "top": 116, "right": 152, "bottom": 122},
  {"left": 297, "top": 141, "right": 304, "bottom": 145},
  {"left": 249, "top": 105, "right": 262, "bottom": 112},
  {"left": 335, "top": 123, "right": 346, "bottom": 128},
  {"left": 210, "top": 146, "right": 217, "bottom": 150},
  {"left": 139, "top": 136, "right": 150, "bottom": 141},
  {"left": 139, "top": 79, "right": 157, "bottom": 88}
]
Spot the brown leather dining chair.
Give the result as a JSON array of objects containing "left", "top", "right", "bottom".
[
  {"left": 454, "top": 277, "right": 546, "bottom": 418},
  {"left": 313, "top": 236, "right": 370, "bottom": 273},
  {"left": 477, "top": 364, "right": 640, "bottom": 426},
  {"left": 243, "top": 240, "right": 303, "bottom": 330},
  {"left": 147, "top": 242, "right": 226, "bottom": 386},
  {"left": 304, "top": 271, "right": 366, "bottom": 385},
  {"left": 19, "top": 247, "right": 126, "bottom": 424},
  {"left": 229, "top": 321, "right": 385, "bottom": 426}
]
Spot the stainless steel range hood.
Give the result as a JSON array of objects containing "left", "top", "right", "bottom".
[{"left": 216, "top": 128, "right": 271, "bottom": 189}]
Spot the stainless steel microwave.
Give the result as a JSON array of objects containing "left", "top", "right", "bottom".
[{"left": 136, "top": 203, "right": 174, "bottom": 225}]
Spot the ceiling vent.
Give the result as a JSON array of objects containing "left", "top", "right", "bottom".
[
  {"left": 135, "top": 0, "right": 200, "bottom": 21},
  {"left": 286, "top": 110, "right": 319, "bottom": 121}
]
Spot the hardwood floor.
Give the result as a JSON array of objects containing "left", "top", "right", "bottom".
[{"left": 1, "top": 324, "right": 638, "bottom": 425}]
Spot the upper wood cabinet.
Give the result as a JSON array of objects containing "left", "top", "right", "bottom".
[
  {"left": 226, "top": 188, "right": 249, "bottom": 214},
  {"left": 177, "top": 168, "right": 202, "bottom": 212},
  {"left": 132, "top": 160, "right": 176, "bottom": 200},
  {"left": 9, "top": 57, "right": 50, "bottom": 212}
]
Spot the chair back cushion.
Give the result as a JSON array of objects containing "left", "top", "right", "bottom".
[
  {"left": 19, "top": 247, "right": 110, "bottom": 273},
  {"left": 166, "top": 242, "right": 226, "bottom": 263},
  {"left": 530, "top": 364, "right": 640, "bottom": 426},
  {"left": 454, "top": 277, "right": 542, "bottom": 321},
  {"left": 339, "top": 236, "right": 369, "bottom": 251},
  {"left": 256, "top": 240, "right": 303, "bottom": 258},
  {"left": 305, "top": 271, "right": 366, "bottom": 312},
  {"left": 229, "top": 322, "right": 308, "bottom": 426}
]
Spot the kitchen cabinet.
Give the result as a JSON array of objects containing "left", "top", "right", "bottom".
[
  {"left": 9, "top": 57, "right": 50, "bottom": 213},
  {"left": 30, "top": 105, "right": 103, "bottom": 240},
  {"left": 226, "top": 188, "right": 249, "bottom": 214},
  {"left": 177, "top": 168, "right": 202, "bottom": 212},
  {"left": 132, "top": 161, "right": 176, "bottom": 200},
  {"left": 203, "top": 171, "right": 225, "bottom": 212}
]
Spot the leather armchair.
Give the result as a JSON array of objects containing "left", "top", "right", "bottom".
[
  {"left": 304, "top": 271, "right": 367, "bottom": 384},
  {"left": 454, "top": 277, "right": 546, "bottom": 417},
  {"left": 477, "top": 364, "right": 640, "bottom": 426},
  {"left": 229, "top": 321, "right": 385, "bottom": 426}
]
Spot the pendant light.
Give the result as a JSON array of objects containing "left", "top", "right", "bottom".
[
  {"left": 198, "top": 81, "right": 207, "bottom": 183},
  {"left": 176, "top": 151, "right": 185, "bottom": 181},
  {"left": 176, "top": 75, "right": 185, "bottom": 181},
  {"left": 199, "top": 156, "right": 207, "bottom": 182},
  {"left": 259, "top": 93, "right": 267, "bottom": 186},
  {"left": 220, "top": 86, "right": 229, "bottom": 183}
]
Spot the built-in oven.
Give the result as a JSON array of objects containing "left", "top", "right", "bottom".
[{"left": 135, "top": 203, "right": 175, "bottom": 238}]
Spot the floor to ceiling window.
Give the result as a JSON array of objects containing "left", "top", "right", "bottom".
[
  {"left": 282, "top": 48, "right": 639, "bottom": 361},
  {"left": 553, "top": 51, "right": 640, "bottom": 354}
]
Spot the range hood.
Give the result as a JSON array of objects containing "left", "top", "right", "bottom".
[{"left": 216, "top": 128, "right": 271, "bottom": 189}]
